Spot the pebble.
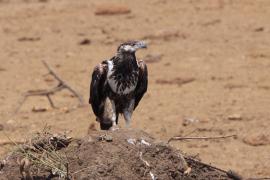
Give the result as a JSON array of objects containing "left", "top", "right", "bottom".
[
  {"left": 95, "top": 4, "right": 131, "bottom": 15},
  {"left": 243, "top": 134, "right": 270, "bottom": 146},
  {"left": 228, "top": 114, "right": 242, "bottom": 121}
]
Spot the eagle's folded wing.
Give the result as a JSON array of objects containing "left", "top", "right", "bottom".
[
  {"left": 134, "top": 60, "right": 148, "bottom": 109},
  {"left": 89, "top": 62, "right": 108, "bottom": 117}
]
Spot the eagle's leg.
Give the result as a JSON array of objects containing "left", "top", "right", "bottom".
[
  {"left": 109, "top": 99, "right": 119, "bottom": 131},
  {"left": 115, "top": 113, "right": 119, "bottom": 124},
  {"left": 123, "top": 99, "right": 135, "bottom": 128},
  {"left": 123, "top": 111, "right": 132, "bottom": 128}
]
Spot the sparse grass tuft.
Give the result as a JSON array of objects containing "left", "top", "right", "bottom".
[{"left": 11, "top": 126, "right": 72, "bottom": 179}]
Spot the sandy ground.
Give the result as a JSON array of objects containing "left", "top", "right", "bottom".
[{"left": 0, "top": 0, "right": 270, "bottom": 178}]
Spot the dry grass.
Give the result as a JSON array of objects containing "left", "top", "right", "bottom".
[{"left": 10, "top": 127, "right": 72, "bottom": 179}]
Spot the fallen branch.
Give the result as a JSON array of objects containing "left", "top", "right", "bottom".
[
  {"left": 168, "top": 134, "right": 236, "bottom": 143},
  {"left": 14, "top": 61, "right": 84, "bottom": 114}
]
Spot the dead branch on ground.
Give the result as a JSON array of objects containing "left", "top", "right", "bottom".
[
  {"left": 168, "top": 134, "right": 236, "bottom": 143},
  {"left": 14, "top": 61, "right": 84, "bottom": 114}
]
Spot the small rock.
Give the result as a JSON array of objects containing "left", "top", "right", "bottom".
[
  {"left": 79, "top": 38, "right": 91, "bottom": 45},
  {"left": 249, "top": 53, "right": 267, "bottom": 59},
  {"left": 60, "top": 107, "right": 70, "bottom": 113},
  {"left": 227, "top": 170, "right": 243, "bottom": 180},
  {"left": 127, "top": 138, "right": 136, "bottom": 145},
  {"left": 6, "top": 119, "right": 15, "bottom": 125},
  {"left": 140, "top": 139, "right": 151, "bottom": 146},
  {"left": 201, "top": 19, "right": 221, "bottom": 27},
  {"left": 182, "top": 117, "right": 199, "bottom": 126},
  {"left": 0, "top": 124, "right": 4, "bottom": 131},
  {"left": 164, "top": 62, "right": 171, "bottom": 66},
  {"left": 97, "top": 167, "right": 105, "bottom": 174},
  {"left": 243, "top": 134, "right": 270, "bottom": 146},
  {"left": 97, "top": 134, "right": 113, "bottom": 142},
  {"left": 0, "top": 67, "right": 6, "bottom": 72},
  {"left": 105, "top": 135, "right": 113, "bottom": 142},
  {"left": 18, "top": 37, "right": 41, "bottom": 42},
  {"left": 32, "top": 107, "right": 48, "bottom": 113},
  {"left": 44, "top": 76, "right": 54, "bottom": 82},
  {"left": 254, "top": 27, "right": 264, "bottom": 32},
  {"left": 228, "top": 114, "right": 242, "bottom": 121},
  {"left": 95, "top": 4, "right": 131, "bottom": 15}
]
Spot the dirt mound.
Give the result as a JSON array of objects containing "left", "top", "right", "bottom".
[{"left": 0, "top": 129, "right": 239, "bottom": 180}]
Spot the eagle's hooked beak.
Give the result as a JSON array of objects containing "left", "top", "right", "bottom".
[{"left": 135, "top": 41, "right": 147, "bottom": 50}]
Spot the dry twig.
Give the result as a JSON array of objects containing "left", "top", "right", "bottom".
[
  {"left": 168, "top": 134, "right": 236, "bottom": 143},
  {"left": 14, "top": 61, "right": 84, "bottom": 114},
  {"left": 0, "top": 141, "right": 25, "bottom": 146}
]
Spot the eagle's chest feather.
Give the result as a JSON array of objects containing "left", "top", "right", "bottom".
[{"left": 107, "top": 60, "right": 139, "bottom": 95}]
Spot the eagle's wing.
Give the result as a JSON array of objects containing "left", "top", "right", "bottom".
[
  {"left": 134, "top": 60, "right": 148, "bottom": 110},
  {"left": 89, "top": 61, "right": 108, "bottom": 117}
]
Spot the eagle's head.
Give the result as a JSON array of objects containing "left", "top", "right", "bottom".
[{"left": 117, "top": 40, "right": 147, "bottom": 53}]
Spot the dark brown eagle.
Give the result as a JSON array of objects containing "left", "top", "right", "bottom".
[{"left": 89, "top": 40, "right": 148, "bottom": 130}]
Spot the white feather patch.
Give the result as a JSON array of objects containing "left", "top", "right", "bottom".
[{"left": 123, "top": 45, "right": 136, "bottom": 52}]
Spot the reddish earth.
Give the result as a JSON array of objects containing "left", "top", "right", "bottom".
[{"left": 0, "top": 0, "right": 270, "bottom": 178}]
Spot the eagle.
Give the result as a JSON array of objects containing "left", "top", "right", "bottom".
[{"left": 89, "top": 40, "right": 148, "bottom": 130}]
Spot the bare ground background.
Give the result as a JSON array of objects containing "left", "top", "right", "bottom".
[{"left": 0, "top": 0, "right": 270, "bottom": 178}]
